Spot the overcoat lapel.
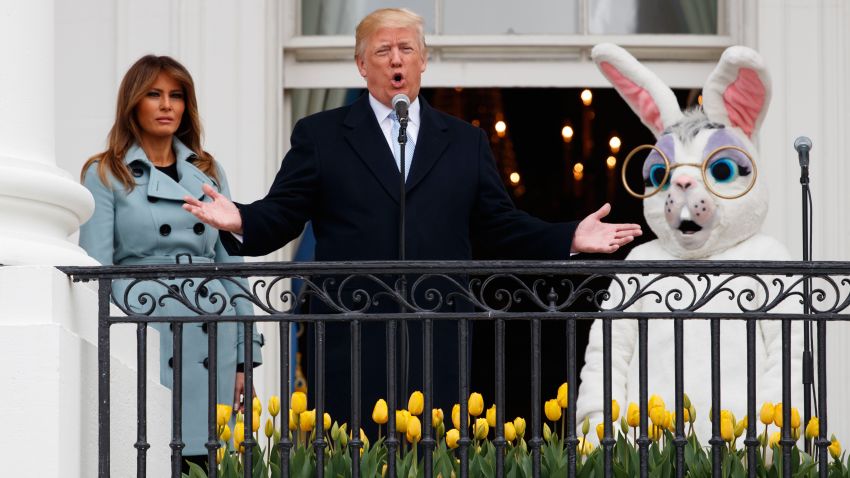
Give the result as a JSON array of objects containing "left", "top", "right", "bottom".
[
  {"left": 343, "top": 94, "right": 403, "bottom": 204},
  {"left": 405, "top": 97, "right": 448, "bottom": 194}
]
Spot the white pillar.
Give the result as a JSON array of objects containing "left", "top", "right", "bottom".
[{"left": 0, "top": 0, "right": 95, "bottom": 266}]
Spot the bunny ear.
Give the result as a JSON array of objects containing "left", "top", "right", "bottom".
[
  {"left": 592, "top": 43, "right": 683, "bottom": 137},
  {"left": 701, "top": 46, "right": 771, "bottom": 139}
]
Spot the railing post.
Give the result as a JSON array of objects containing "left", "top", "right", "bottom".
[
  {"left": 709, "top": 319, "right": 722, "bottom": 478},
  {"left": 243, "top": 321, "right": 256, "bottom": 478},
  {"left": 314, "top": 320, "right": 326, "bottom": 477},
  {"left": 350, "top": 319, "right": 362, "bottom": 478},
  {"left": 745, "top": 320, "right": 758, "bottom": 478},
  {"left": 423, "top": 318, "right": 435, "bottom": 477},
  {"left": 205, "top": 321, "right": 219, "bottom": 478},
  {"left": 673, "top": 319, "right": 685, "bottom": 477},
  {"left": 279, "top": 320, "right": 292, "bottom": 478},
  {"left": 816, "top": 318, "right": 828, "bottom": 478},
  {"left": 99, "top": 279, "right": 112, "bottom": 478},
  {"left": 458, "top": 318, "right": 471, "bottom": 478},
  {"left": 780, "top": 319, "right": 792, "bottom": 478},
  {"left": 171, "top": 321, "right": 185, "bottom": 477},
  {"left": 136, "top": 321, "right": 150, "bottom": 477},
  {"left": 530, "top": 317, "right": 542, "bottom": 478},
  {"left": 602, "top": 317, "right": 614, "bottom": 478},
  {"left": 566, "top": 318, "right": 578, "bottom": 477},
  {"left": 494, "top": 317, "right": 506, "bottom": 477},
  {"left": 637, "top": 319, "right": 649, "bottom": 478},
  {"left": 386, "top": 319, "right": 399, "bottom": 477}
]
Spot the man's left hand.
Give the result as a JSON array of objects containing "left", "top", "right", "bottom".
[{"left": 571, "top": 203, "right": 642, "bottom": 254}]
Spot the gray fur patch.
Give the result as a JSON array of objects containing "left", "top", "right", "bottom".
[{"left": 664, "top": 108, "right": 724, "bottom": 143}]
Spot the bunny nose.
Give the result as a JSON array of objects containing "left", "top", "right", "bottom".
[{"left": 673, "top": 175, "right": 696, "bottom": 190}]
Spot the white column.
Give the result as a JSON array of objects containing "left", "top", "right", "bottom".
[{"left": 0, "top": 0, "right": 95, "bottom": 266}]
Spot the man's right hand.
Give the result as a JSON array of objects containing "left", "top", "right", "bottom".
[{"left": 183, "top": 183, "right": 244, "bottom": 234}]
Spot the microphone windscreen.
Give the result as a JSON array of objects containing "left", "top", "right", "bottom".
[{"left": 794, "top": 136, "right": 812, "bottom": 152}]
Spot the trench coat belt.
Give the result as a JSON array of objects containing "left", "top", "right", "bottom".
[{"left": 119, "top": 255, "right": 215, "bottom": 265}]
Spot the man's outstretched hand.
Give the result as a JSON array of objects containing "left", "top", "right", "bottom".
[
  {"left": 183, "top": 183, "right": 244, "bottom": 234},
  {"left": 571, "top": 203, "right": 642, "bottom": 254}
]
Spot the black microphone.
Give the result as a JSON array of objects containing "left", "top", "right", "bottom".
[
  {"left": 392, "top": 93, "right": 410, "bottom": 122},
  {"left": 794, "top": 136, "right": 812, "bottom": 169}
]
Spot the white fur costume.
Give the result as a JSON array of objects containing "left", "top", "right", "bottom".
[{"left": 576, "top": 44, "right": 803, "bottom": 443}]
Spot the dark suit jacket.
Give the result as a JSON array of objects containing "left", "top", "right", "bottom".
[{"left": 222, "top": 93, "right": 577, "bottom": 421}]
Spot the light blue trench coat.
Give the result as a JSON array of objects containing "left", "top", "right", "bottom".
[{"left": 80, "top": 138, "right": 263, "bottom": 456}]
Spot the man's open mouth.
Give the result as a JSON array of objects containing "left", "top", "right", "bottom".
[
  {"left": 678, "top": 220, "right": 703, "bottom": 235},
  {"left": 392, "top": 73, "right": 404, "bottom": 87}
]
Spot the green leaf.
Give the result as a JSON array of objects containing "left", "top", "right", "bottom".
[{"left": 186, "top": 461, "right": 208, "bottom": 478}]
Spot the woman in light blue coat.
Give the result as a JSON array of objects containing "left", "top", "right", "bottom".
[{"left": 79, "top": 55, "right": 262, "bottom": 470}]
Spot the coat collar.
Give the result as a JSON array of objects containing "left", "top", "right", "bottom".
[
  {"left": 125, "top": 138, "right": 217, "bottom": 200},
  {"left": 343, "top": 93, "right": 448, "bottom": 204}
]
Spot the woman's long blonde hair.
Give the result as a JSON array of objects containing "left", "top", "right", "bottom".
[{"left": 81, "top": 55, "right": 218, "bottom": 190}]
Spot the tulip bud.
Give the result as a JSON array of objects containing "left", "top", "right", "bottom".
[
  {"left": 216, "top": 447, "right": 226, "bottom": 464},
  {"left": 396, "top": 409, "right": 410, "bottom": 433},
  {"left": 577, "top": 436, "right": 594, "bottom": 455},
  {"left": 611, "top": 400, "right": 620, "bottom": 422},
  {"left": 291, "top": 392, "right": 307, "bottom": 414},
  {"left": 829, "top": 436, "right": 841, "bottom": 459},
  {"left": 474, "top": 417, "right": 489, "bottom": 440},
  {"left": 406, "top": 416, "right": 422, "bottom": 443},
  {"left": 620, "top": 416, "right": 629, "bottom": 436},
  {"left": 446, "top": 429, "right": 460, "bottom": 449},
  {"left": 627, "top": 403, "right": 640, "bottom": 428},
  {"left": 581, "top": 416, "right": 590, "bottom": 435},
  {"left": 339, "top": 427, "right": 348, "bottom": 447},
  {"left": 790, "top": 407, "right": 801, "bottom": 429},
  {"left": 648, "top": 425, "right": 660, "bottom": 442},
  {"left": 382, "top": 464, "right": 387, "bottom": 477},
  {"left": 648, "top": 394, "right": 665, "bottom": 412},
  {"left": 452, "top": 404, "right": 469, "bottom": 429},
  {"left": 768, "top": 431, "right": 781, "bottom": 448},
  {"left": 805, "top": 417, "right": 819, "bottom": 439},
  {"left": 273, "top": 429, "right": 281, "bottom": 444},
  {"left": 372, "top": 399, "right": 388, "bottom": 425},
  {"left": 683, "top": 408, "right": 690, "bottom": 424},
  {"left": 265, "top": 418, "right": 275, "bottom": 438},
  {"left": 759, "top": 402, "right": 774, "bottom": 425},
  {"left": 436, "top": 422, "right": 445, "bottom": 439},
  {"left": 233, "top": 422, "right": 245, "bottom": 451},
  {"left": 331, "top": 422, "right": 340, "bottom": 442},
  {"left": 359, "top": 428, "right": 369, "bottom": 449},
  {"left": 486, "top": 404, "right": 497, "bottom": 428},
  {"left": 513, "top": 417, "right": 526, "bottom": 438},
  {"left": 734, "top": 419, "right": 745, "bottom": 438},
  {"left": 543, "top": 423, "right": 552, "bottom": 441},
  {"left": 557, "top": 382, "right": 569, "bottom": 408},
  {"left": 300, "top": 409, "right": 315, "bottom": 432},
  {"left": 544, "top": 399, "right": 562, "bottom": 422},
  {"left": 792, "top": 426, "right": 801, "bottom": 441},
  {"left": 688, "top": 405, "right": 696, "bottom": 424},
  {"left": 288, "top": 409, "right": 297, "bottom": 431},
  {"left": 505, "top": 422, "right": 517, "bottom": 442},
  {"left": 324, "top": 412, "right": 332, "bottom": 431},
  {"left": 720, "top": 418, "right": 733, "bottom": 442},
  {"left": 220, "top": 424, "right": 231, "bottom": 442},
  {"left": 773, "top": 403, "right": 783, "bottom": 428},
  {"left": 408, "top": 391, "right": 424, "bottom": 416},
  {"left": 252, "top": 412, "right": 261, "bottom": 433},
  {"left": 596, "top": 422, "right": 604, "bottom": 442},
  {"left": 468, "top": 393, "right": 484, "bottom": 417},
  {"left": 217, "top": 404, "right": 233, "bottom": 427},
  {"left": 649, "top": 406, "right": 666, "bottom": 427},
  {"left": 432, "top": 408, "right": 444, "bottom": 429},
  {"left": 682, "top": 393, "right": 691, "bottom": 410},
  {"left": 268, "top": 395, "right": 281, "bottom": 418}
]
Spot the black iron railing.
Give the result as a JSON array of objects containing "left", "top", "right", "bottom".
[{"left": 60, "top": 260, "right": 850, "bottom": 478}]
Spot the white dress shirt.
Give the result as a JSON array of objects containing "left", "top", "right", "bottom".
[{"left": 368, "top": 93, "right": 420, "bottom": 162}]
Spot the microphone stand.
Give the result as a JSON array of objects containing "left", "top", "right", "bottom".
[
  {"left": 798, "top": 138, "right": 814, "bottom": 453},
  {"left": 397, "top": 114, "right": 409, "bottom": 403}
]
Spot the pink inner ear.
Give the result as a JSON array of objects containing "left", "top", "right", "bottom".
[
  {"left": 722, "top": 68, "right": 765, "bottom": 137},
  {"left": 600, "top": 62, "right": 664, "bottom": 133}
]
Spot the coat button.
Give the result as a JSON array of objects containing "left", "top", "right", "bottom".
[
  {"left": 147, "top": 196, "right": 158, "bottom": 203},
  {"left": 168, "top": 357, "right": 173, "bottom": 368},
  {"left": 159, "top": 224, "right": 171, "bottom": 236},
  {"left": 132, "top": 167, "right": 143, "bottom": 178},
  {"left": 202, "top": 358, "right": 209, "bottom": 369},
  {"left": 193, "top": 223, "right": 205, "bottom": 235},
  {"left": 198, "top": 285, "right": 209, "bottom": 298}
]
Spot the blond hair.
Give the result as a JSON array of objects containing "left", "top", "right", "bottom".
[
  {"left": 354, "top": 8, "right": 426, "bottom": 59},
  {"left": 81, "top": 55, "right": 218, "bottom": 190}
]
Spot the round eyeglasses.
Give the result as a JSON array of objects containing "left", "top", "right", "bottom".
[{"left": 621, "top": 144, "right": 758, "bottom": 200}]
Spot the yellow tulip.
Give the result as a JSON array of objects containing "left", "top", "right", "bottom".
[
  {"left": 264, "top": 418, "right": 274, "bottom": 438},
  {"left": 720, "top": 418, "right": 733, "bottom": 442},
  {"left": 649, "top": 394, "right": 665, "bottom": 412},
  {"left": 216, "top": 447, "right": 225, "bottom": 464},
  {"left": 627, "top": 403, "right": 640, "bottom": 427},
  {"left": 648, "top": 425, "right": 661, "bottom": 442},
  {"left": 734, "top": 419, "right": 745, "bottom": 438},
  {"left": 233, "top": 422, "right": 245, "bottom": 451},
  {"left": 217, "top": 404, "right": 233, "bottom": 427},
  {"left": 288, "top": 409, "right": 297, "bottom": 431},
  {"left": 406, "top": 416, "right": 422, "bottom": 443},
  {"left": 620, "top": 416, "right": 629, "bottom": 435},
  {"left": 268, "top": 395, "right": 281, "bottom": 418},
  {"left": 504, "top": 422, "right": 517, "bottom": 442},
  {"left": 741, "top": 415, "right": 748, "bottom": 430},
  {"left": 372, "top": 399, "right": 388, "bottom": 425},
  {"left": 806, "top": 417, "right": 819, "bottom": 439},
  {"left": 596, "top": 422, "right": 604, "bottom": 442},
  {"left": 611, "top": 400, "right": 620, "bottom": 422},
  {"left": 829, "top": 437, "right": 842, "bottom": 459},
  {"left": 324, "top": 412, "right": 332, "bottom": 431},
  {"left": 759, "top": 402, "right": 774, "bottom": 425},
  {"left": 291, "top": 391, "right": 307, "bottom": 414},
  {"left": 768, "top": 431, "right": 781, "bottom": 448},
  {"left": 543, "top": 423, "right": 552, "bottom": 441},
  {"left": 557, "top": 382, "right": 569, "bottom": 408},
  {"left": 252, "top": 412, "right": 261, "bottom": 433},
  {"left": 468, "top": 393, "right": 485, "bottom": 417},
  {"left": 408, "top": 391, "right": 424, "bottom": 416},
  {"left": 577, "top": 436, "right": 594, "bottom": 455},
  {"left": 581, "top": 416, "right": 590, "bottom": 435},
  {"left": 253, "top": 397, "right": 262, "bottom": 417},
  {"left": 486, "top": 404, "right": 497, "bottom": 428},
  {"left": 339, "top": 426, "right": 349, "bottom": 447},
  {"left": 513, "top": 417, "right": 526, "bottom": 438},
  {"left": 682, "top": 393, "right": 692, "bottom": 410},
  {"left": 790, "top": 407, "right": 801, "bottom": 429},
  {"left": 300, "top": 409, "right": 315, "bottom": 432},
  {"left": 432, "top": 408, "right": 444, "bottom": 429},
  {"left": 792, "top": 426, "right": 801, "bottom": 441},
  {"left": 446, "top": 429, "right": 460, "bottom": 449},
  {"left": 474, "top": 418, "right": 489, "bottom": 440},
  {"left": 220, "top": 424, "right": 231, "bottom": 442},
  {"left": 358, "top": 428, "right": 369, "bottom": 449},
  {"left": 451, "top": 404, "right": 469, "bottom": 429},
  {"left": 683, "top": 408, "right": 690, "bottom": 424},
  {"left": 649, "top": 406, "right": 666, "bottom": 427},
  {"left": 544, "top": 399, "right": 562, "bottom": 422},
  {"left": 396, "top": 409, "right": 410, "bottom": 433},
  {"left": 688, "top": 405, "right": 696, "bottom": 424},
  {"left": 773, "top": 403, "right": 783, "bottom": 428}
]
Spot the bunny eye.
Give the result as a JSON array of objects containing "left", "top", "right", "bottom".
[
  {"left": 707, "top": 157, "right": 747, "bottom": 183},
  {"left": 644, "top": 164, "right": 670, "bottom": 190}
]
